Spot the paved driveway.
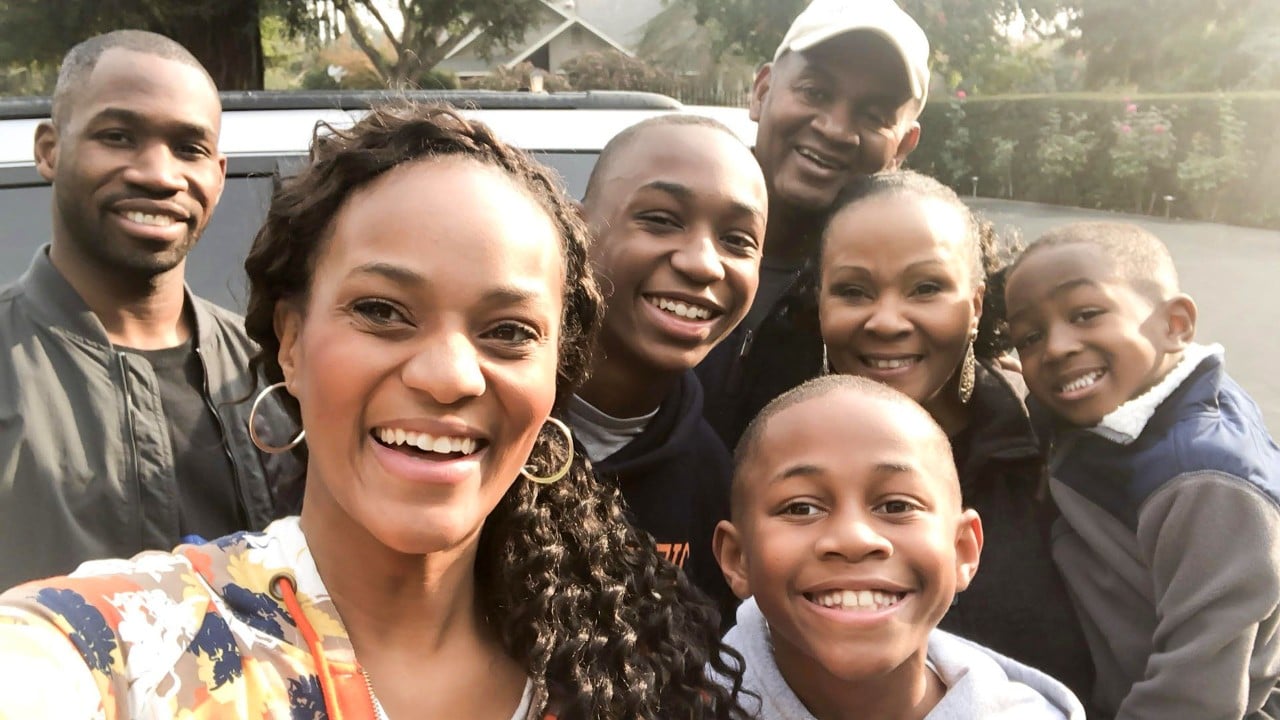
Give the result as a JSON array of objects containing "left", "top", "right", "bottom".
[{"left": 968, "top": 198, "right": 1280, "bottom": 434}]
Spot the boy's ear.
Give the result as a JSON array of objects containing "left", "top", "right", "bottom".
[
  {"left": 749, "top": 63, "right": 773, "bottom": 123},
  {"left": 712, "top": 520, "right": 753, "bottom": 600},
  {"left": 1159, "top": 293, "right": 1197, "bottom": 351},
  {"left": 953, "top": 508, "right": 983, "bottom": 593},
  {"left": 274, "top": 301, "right": 303, "bottom": 393}
]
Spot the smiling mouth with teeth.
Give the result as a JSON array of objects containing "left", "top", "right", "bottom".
[
  {"left": 862, "top": 356, "right": 921, "bottom": 370},
  {"left": 1059, "top": 369, "right": 1105, "bottom": 394},
  {"left": 372, "top": 427, "right": 483, "bottom": 457},
  {"left": 123, "top": 210, "right": 180, "bottom": 227},
  {"left": 795, "top": 147, "right": 842, "bottom": 171},
  {"left": 807, "top": 588, "right": 907, "bottom": 611},
  {"left": 647, "top": 295, "right": 714, "bottom": 321}
]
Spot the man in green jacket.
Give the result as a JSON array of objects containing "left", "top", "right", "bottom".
[{"left": 0, "top": 30, "right": 300, "bottom": 589}]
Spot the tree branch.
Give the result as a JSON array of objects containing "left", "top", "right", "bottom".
[
  {"left": 352, "top": 0, "right": 405, "bottom": 58},
  {"left": 333, "top": 0, "right": 392, "bottom": 80}
]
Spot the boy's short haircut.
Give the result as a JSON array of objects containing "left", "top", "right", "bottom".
[
  {"left": 581, "top": 114, "right": 742, "bottom": 204},
  {"left": 1015, "top": 222, "right": 1181, "bottom": 303},
  {"left": 730, "top": 374, "right": 956, "bottom": 518}
]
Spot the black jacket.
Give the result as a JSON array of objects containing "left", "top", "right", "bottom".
[
  {"left": 696, "top": 265, "right": 823, "bottom": 450},
  {"left": 588, "top": 371, "right": 737, "bottom": 623},
  {"left": 942, "top": 360, "right": 1096, "bottom": 709}
]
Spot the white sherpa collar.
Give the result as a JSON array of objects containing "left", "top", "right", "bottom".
[{"left": 1087, "top": 342, "right": 1223, "bottom": 445}]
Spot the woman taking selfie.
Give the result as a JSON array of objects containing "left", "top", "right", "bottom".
[{"left": 0, "top": 104, "right": 741, "bottom": 719}]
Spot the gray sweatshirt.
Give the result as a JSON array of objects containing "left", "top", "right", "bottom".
[{"left": 720, "top": 598, "right": 1085, "bottom": 720}]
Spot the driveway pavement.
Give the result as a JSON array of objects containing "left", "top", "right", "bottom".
[{"left": 967, "top": 198, "right": 1280, "bottom": 434}]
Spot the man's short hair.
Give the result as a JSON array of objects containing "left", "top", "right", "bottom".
[
  {"left": 581, "top": 114, "right": 742, "bottom": 204},
  {"left": 52, "top": 30, "right": 216, "bottom": 127},
  {"left": 1015, "top": 222, "right": 1180, "bottom": 302},
  {"left": 730, "top": 374, "right": 956, "bottom": 518}
]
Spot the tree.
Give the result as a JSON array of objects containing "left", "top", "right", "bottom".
[
  {"left": 684, "top": 0, "right": 1073, "bottom": 93},
  {"left": 1064, "top": 0, "right": 1280, "bottom": 91},
  {"left": 897, "top": 0, "right": 1069, "bottom": 93},
  {"left": 633, "top": 1, "right": 759, "bottom": 104},
  {"left": 686, "top": 0, "right": 805, "bottom": 63},
  {"left": 327, "top": 0, "right": 547, "bottom": 86},
  {"left": 0, "top": 0, "right": 321, "bottom": 91}
]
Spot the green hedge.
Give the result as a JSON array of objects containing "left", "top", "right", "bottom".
[{"left": 909, "top": 92, "right": 1280, "bottom": 230}]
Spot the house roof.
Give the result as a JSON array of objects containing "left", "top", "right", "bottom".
[{"left": 443, "top": 0, "right": 633, "bottom": 63}]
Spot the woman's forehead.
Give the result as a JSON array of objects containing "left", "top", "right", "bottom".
[{"left": 313, "top": 158, "right": 565, "bottom": 298}]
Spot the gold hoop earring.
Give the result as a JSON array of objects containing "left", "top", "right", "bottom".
[
  {"left": 248, "top": 381, "right": 306, "bottom": 454},
  {"left": 520, "top": 417, "right": 574, "bottom": 485}
]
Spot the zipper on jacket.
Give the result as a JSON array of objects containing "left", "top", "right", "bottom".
[
  {"left": 195, "top": 345, "right": 253, "bottom": 528},
  {"left": 117, "top": 354, "right": 145, "bottom": 548},
  {"left": 725, "top": 328, "right": 753, "bottom": 394}
]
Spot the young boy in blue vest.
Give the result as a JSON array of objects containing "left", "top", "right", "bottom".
[{"left": 1004, "top": 221, "right": 1280, "bottom": 718}]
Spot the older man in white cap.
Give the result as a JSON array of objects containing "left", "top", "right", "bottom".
[
  {"left": 700, "top": 2, "right": 1099, "bottom": 707},
  {"left": 698, "top": 0, "right": 931, "bottom": 447}
]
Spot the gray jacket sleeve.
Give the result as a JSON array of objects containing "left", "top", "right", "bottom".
[{"left": 1121, "top": 472, "right": 1280, "bottom": 719}]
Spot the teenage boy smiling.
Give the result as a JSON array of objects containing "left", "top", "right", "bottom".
[
  {"left": 698, "top": 0, "right": 931, "bottom": 447},
  {"left": 565, "top": 115, "right": 766, "bottom": 614},
  {"left": 713, "top": 375, "right": 1085, "bottom": 719}
]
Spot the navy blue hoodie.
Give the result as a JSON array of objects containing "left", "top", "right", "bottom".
[{"left": 578, "top": 371, "right": 737, "bottom": 622}]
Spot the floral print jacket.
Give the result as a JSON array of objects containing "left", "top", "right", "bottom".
[{"left": 0, "top": 517, "right": 543, "bottom": 719}]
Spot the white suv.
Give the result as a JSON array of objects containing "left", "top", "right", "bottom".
[{"left": 0, "top": 90, "right": 754, "bottom": 310}]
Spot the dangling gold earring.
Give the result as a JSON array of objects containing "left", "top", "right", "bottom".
[
  {"left": 520, "top": 417, "right": 574, "bottom": 485},
  {"left": 248, "top": 382, "right": 305, "bottom": 453},
  {"left": 958, "top": 331, "right": 977, "bottom": 405}
]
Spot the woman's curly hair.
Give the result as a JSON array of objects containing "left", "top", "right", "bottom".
[
  {"left": 815, "top": 169, "right": 1021, "bottom": 360},
  {"left": 243, "top": 102, "right": 745, "bottom": 719}
]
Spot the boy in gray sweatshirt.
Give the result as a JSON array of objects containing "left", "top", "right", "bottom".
[{"left": 713, "top": 375, "right": 1084, "bottom": 719}]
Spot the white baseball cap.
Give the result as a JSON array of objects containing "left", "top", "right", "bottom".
[{"left": 774, "top": 0, "right": 931, "bottom": 110}]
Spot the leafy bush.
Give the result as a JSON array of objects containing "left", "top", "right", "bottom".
[
  {"left": 933, "top": 98, "right": 972, "bottom": 186},
  {"left": 1035, "top": 109, "right": 1098, "bottom": 204},
  {"left": 1176, "top": 100, "right": 1249, "bottom": 221},
  {"left": 910, "top": 92, "right": 1280, "bottom": 229},
  {"left": 1110, "top": 102, "right": 1178, "bottom": 212},
  {"left": 0, "top": 61, "right": 55, "bottom": 95},
  {"left": 987, "top": 137, "right": 1018, "bottom": 198},
  {"left": 462, "top": 62, "right": 571, "bottom": 92},
  {"left": 560, "top": 50, "right": 675, "bottom": 92}
]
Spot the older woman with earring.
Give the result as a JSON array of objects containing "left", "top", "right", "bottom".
[
  {"left": 814, "top": 169, "right": 1095, "bottom": 706},
  {"left": 0, "top": 104, "right": 743, "bottom": 719}
]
